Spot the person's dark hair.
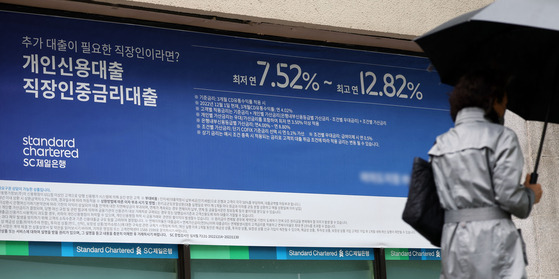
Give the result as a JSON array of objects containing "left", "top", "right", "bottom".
[{"left": 449, "top": 70, "right": 508, "bottom": 123}]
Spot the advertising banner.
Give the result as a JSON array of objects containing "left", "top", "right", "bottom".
[
  {"left": 0, "top": 10, "right": 453, "bottom": 248},
  {"left": 385, "top": 248, "right": 441, "bottom": 261},
  {"left": 190, "top": 245, "right": 374, "bottom": 261},
  {"left": 0, "top": 241, "right": 177, "bottom": 258}
]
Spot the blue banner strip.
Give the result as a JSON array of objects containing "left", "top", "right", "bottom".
[{"left": 25, "top": 242, "right": 178, "bottom": 258}]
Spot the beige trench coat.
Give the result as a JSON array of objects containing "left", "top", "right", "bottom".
[{"left": 429, "top": 107, "right": 535, "bottom": 279}]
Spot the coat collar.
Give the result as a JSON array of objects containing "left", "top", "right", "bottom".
[{"left": 455, "top": 107, "right": 491, "bottom": 126}]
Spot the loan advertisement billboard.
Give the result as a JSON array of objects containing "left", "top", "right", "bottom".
[{"left": 0, "top": 10, "right": 453, "bottom": 248}]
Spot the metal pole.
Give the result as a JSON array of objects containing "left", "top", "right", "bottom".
[
  {"left": 530, "top": 63, "right": 559, "bottom": 184},
  {"left": 177, "top": 245, "right": 191, "bottom": 279},
  {"left": 373, "top": 248, "right": 387, "bottom": 279},
  {"left": 530, "top": 120, "right": 548, "bottom": 184}
]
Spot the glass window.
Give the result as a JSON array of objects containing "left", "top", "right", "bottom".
[
  {"left": 386, "top": 260, "right": 440, "bottom": 278},
  {"left": 0, "top": 256, "right": 178, "bottom": 279},
  {"left": 191, "top": 259, "right": 375, "bottom": 279}
]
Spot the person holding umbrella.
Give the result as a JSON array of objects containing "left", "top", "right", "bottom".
[
  {"left": 428, "top": 69, "right": 543, "bottom": 278},
  {"left": 413, "top": 0, "right": 559, "bottom": 277}
]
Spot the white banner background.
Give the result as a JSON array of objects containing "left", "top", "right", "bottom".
[{"left": 0, "top": 180, "right": 432, "bottom": 248}]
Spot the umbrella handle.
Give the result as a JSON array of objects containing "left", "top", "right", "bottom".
[{"left": 530, "top": 172, "right": 538, "bottom": 184}]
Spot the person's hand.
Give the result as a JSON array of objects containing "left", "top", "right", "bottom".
[{"left": 524, "top": 174, "right": 543, "bottom": 204}]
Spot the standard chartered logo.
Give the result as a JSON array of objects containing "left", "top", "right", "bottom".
[{"left": 22, "top": 135, "right": 79, "bottom": 168}]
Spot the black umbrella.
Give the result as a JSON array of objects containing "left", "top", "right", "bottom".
[{"left": 415, "top": 0, "right": 559, "bottom": 183}]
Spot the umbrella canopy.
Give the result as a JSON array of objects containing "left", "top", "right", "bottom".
[
  {"left": 415, "top": 0, "right": 559, "bottom": 182},
  {"left": 415, "top": 0, "right": 559, "bottom": 124}
]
